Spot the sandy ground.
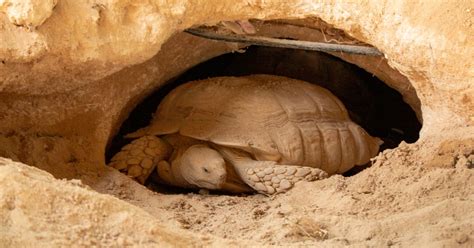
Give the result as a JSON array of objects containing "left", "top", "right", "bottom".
[
  {"left": 87, "top": 140, "right": 473, "bottom": 247},
  {"left": 1, "top": 136, "right": 473, "bottom": 247}
]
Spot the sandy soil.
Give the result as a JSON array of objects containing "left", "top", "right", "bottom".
[
  {"left": 87, "top": 140, "right": 473, "bottom": 247},
  {"left": 1, "top": 129, "right": 472, "bottom": 247}
]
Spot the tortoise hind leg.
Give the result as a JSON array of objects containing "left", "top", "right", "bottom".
[
  {"left": 246, "top": 164, "right": 328, "bottom": 194},
  {"left": 216, "top": 146, "right": 328, "bottom": 195},
  {"left": 108, "top": 135, "right": 172, "bottom": 184}
]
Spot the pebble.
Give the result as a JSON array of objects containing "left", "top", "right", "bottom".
[
  {"left": 277, "top": 174, "right": 286, "bottom": 179},
  {"left": 285, "top": 167, "right": 296, "bottom": 175},
  {"left": 295, "top": 168, "right": 311, "bottom": 177},
  {"left": 140, "top": 158, "right": 153, "bottom": 169},
  {"left": 456, "top": 233, "right": 469, "bottom": 244},
  {"left": 263, "top": 175, "right": 272, "bottom": 181},
  {"left": 280, "top": 179, "right": 292, "bottom": 190},
  {"left": 265, "top": 181, "right": 272, "bottom": 186}
]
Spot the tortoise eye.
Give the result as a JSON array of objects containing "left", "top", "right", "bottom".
[{"left": 203, "top": 168, "right": 209, "bottom": 173}]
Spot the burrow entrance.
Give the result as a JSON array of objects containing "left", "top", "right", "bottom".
[{"left": 106, "top": 44, "right": 421, "bottom": 193}]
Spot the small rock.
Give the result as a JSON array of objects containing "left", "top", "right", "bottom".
[{"left": 456, "top": 233, "right": 469, "bottom": 244}]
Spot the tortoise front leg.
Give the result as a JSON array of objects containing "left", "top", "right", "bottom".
[
  {"left": 216, "top": 147, "right": 328, "bottom": 195},
  {"left": 108, "top": 136, "right": 172, "bottom": 184}
]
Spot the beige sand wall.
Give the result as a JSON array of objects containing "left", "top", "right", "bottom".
[{"left": 0, "top": 0, "right": 472, "bottom": 182}]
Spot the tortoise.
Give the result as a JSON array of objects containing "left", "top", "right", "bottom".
[{"left": 109, "top": 75, "right": 382, "bottom": 194}]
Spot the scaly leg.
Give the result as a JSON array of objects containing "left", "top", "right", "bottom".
[
  {"left": 243, "top": 163, "right": 328, "bottom": 194},
  {"left": 216, "top": 147, "right": 328, "bottom": 195},
  {"left": 108, "top": 136, "right": 172, "bottom": 184}
]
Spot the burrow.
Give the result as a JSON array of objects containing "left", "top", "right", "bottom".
[{"left": 105, "top": 18, "right": 422, "bottom": 194}]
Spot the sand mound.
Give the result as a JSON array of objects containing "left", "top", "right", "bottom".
[{"left": 0, "top": 158, "right": 230, "bottom": 247}]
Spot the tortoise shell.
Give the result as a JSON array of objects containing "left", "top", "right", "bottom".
[{"left": 127, "top": 75, "right": 381, "bottom": 174}]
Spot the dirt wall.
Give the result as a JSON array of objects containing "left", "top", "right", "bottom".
[{"left": 0, "top": 0, "right": 472, "bottom": 246}]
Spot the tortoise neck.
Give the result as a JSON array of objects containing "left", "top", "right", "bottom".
[
  {"left": 171, "top": 159, "right": 195, "bottom": 188},
  {"left": 154, "top": 159, "right": 194, "bottom": 188}
]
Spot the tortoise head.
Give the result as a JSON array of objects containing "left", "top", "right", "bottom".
[{"left": 180, "top": 144, "right": 227, "bottom": 190}]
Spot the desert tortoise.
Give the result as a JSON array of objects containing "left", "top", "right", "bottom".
[{"left": 109, "top": 75, "right": 382, "bottom": 194}]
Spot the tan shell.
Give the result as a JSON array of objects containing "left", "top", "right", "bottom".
[{"left": 128, "top": 75, "right": 381, "bottom": 175}]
